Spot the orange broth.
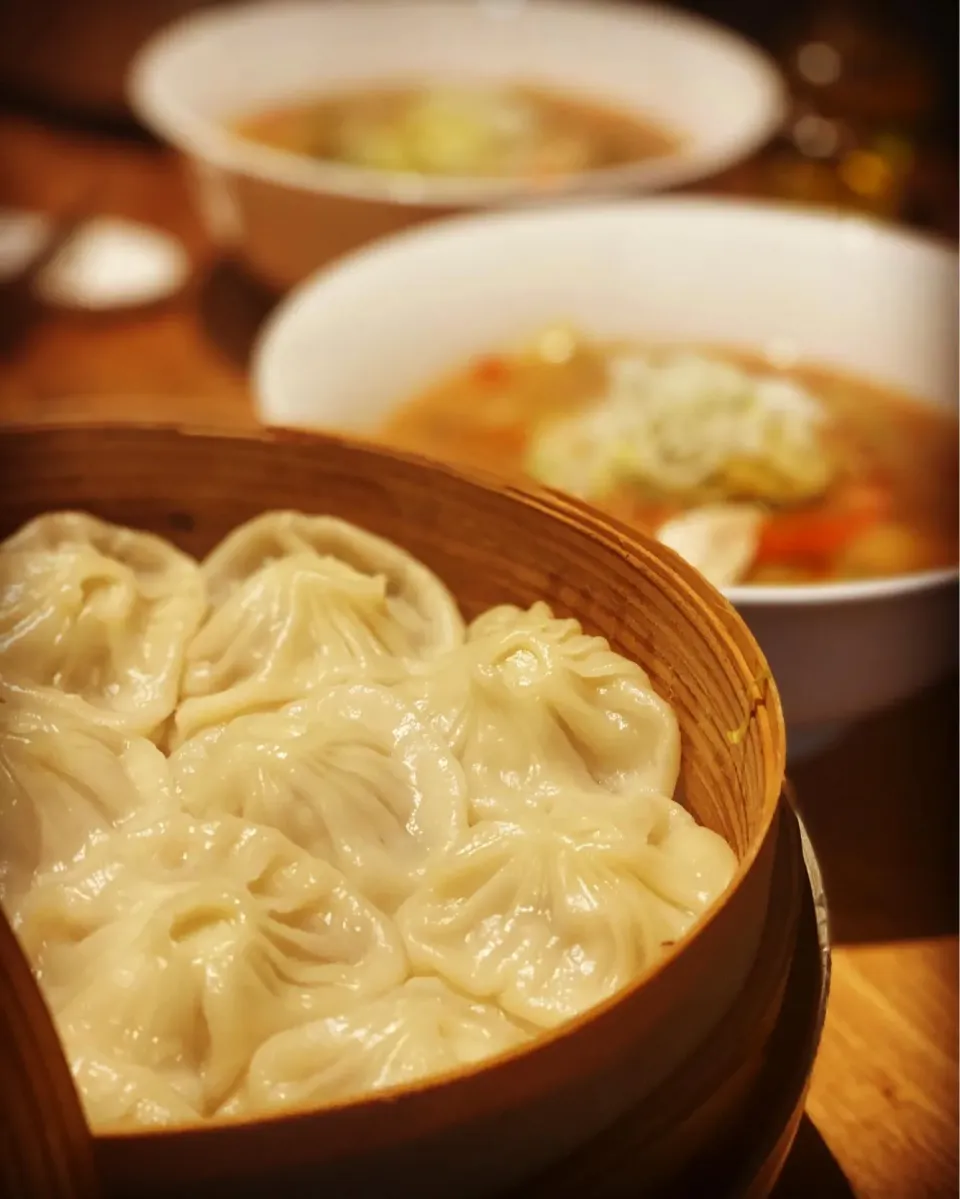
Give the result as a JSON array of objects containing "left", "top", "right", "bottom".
[
  {"left": 381, "top": 342, "right": 959, "bottom": 585},
  {"left": 234, "top": 84, "right": 681, "bottom": 180}
]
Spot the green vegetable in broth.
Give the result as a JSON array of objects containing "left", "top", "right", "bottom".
[{"left": 235, "top": 83, "right": 681, "bottom": 181}]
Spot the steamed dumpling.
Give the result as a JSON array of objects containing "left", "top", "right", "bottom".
[
  {"left": 64, "top": 1040, "right": 206, "bottom": 1129},
  {"left": 396, "top": 601, "right": 680, "bottom": 820},
  {"left": 177, "top": 556, "right": 415, "bottom": 740},
  {"left": 17, "top": 812, "right": 407, "bottom": 1124},
  {"left": 231, "top": 977, "right": 531, "bottom": 1116},
  {"left": 396, "top": 791, "right": 736, "bottom": 1028},
  {"left": 200, "top": 512, "right": 463, "bottom": 629},
  {"left": 175, "top": 512, "right": 464, "bottom": 742},
  {"left": 172, "top": 683, "right": 468, "bottom": 911},
  {"left": 0, "top": 512, "right": 205, "bottom": 737},
  {"left": 0, "top": 681, "right": 172, "bottom": 909}
]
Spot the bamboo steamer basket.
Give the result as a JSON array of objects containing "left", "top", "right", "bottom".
[{"left": 0, "top": 424, "right": 787, "bottom": 1199}]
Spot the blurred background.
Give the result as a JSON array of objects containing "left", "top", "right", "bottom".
[
  {"left": 0, "top": 0, "right": 956, "bottom": 424},
  {"left": 0, "top": 0, "right": 956, "bottom": 234}
]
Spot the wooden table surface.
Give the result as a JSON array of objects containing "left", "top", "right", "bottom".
[{"left": 1, "top": 111, "right": 957, "bottom": 1199}]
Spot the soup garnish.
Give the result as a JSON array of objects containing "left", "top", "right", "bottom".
[
  {"left": 234, "top": 83, "right": 681, "bottom": 181},
  {"left": 381, "top": 329, "right": 958, "bottom": 587}
]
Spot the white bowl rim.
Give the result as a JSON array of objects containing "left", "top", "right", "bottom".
[
  {"left": 251, "top": 193, "right": 958, "bottom": 609},
  {"left": 127, "top": 0, "right": 786, "bottom": 208}
]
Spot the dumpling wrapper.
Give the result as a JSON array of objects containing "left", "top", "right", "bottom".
[
  {"left": 64, "top": 1043, "right": 206, "bottom": 1130},
  {"left": 175, "top": 512, "right": 465, "bottom": 743},
  {"left": 228, "top": 977, "right": 531, "bottom": 1116},
  {"left": 395, "top": 601, "right": 680, "bottom": 821},
  {"left": 0, "top": 680, "right": 173, "bottom": 910},
  {"left": 397, "top": 790, "right": 737, "bottom": 1028},
  {"left": 18, "top": 812, "right": 407, "bottom": 1126},
  {"left": 0, "top": 512, "right": 205, "bottom": 737},
  {"left": 172, "top": 683, "right": 468, "bottom": 912}
]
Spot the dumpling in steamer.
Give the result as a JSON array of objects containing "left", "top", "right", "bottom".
[
  {"left": 64, "top": 1037, "right": 205, "bottom": 1130},
  {"left": 396, "top": 791, "right": 736, "bottom": 1028},
  {"left": 0, "top": 681, "right": 172, "bottom": 910},
  {"left": 200, "top": 512, "right": 465, "bottom": 663},
  {"left": 17, "top": 812, "right": 407, "bottom": 1126},
  {"left": 172, "top": 683, "right": 468, "bottom": 911},
  {"left": 0, "top": 512, "right": 205, "bottom": 737},
  {"left": 231, "top": 977, "right": 531, "bottom": 1116},
  {"left": 176, "top": 512, "right": 465, "bottom": 742},
  {"left": 397, "top": 601, "right": 680, "bottom": 820}
]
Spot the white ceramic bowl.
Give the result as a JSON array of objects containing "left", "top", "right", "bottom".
[
  {"left": 253, "top": 198, "right": 959, "bottom": 759},
  {"left": 128, "top": 0, "right": 784, "bottom": 291}
]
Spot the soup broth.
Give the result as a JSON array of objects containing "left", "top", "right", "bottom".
[
  {"left": 381, "top": 333, "right": 959, "bottom": 586},
  {"left": 234, "top": 83, "right": 681, "bottom": 181}
]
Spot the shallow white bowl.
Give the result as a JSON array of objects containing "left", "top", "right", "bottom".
[
  {"left": 253, "top": 198, "right": 959, "bottom": 759},
  {"left": 128, "top": 0, "right": 783, "bottom": 291}
]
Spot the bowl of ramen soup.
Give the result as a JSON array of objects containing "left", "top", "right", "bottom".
[
  {"left": 0, "top": 424, "right": 794, "bottom": 1198},
  {"left": 254, "top": 198, "right": 959, "bottom": 761},
  {"left": 127, "top": 0, "right": 783, "bottom": 291}
]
